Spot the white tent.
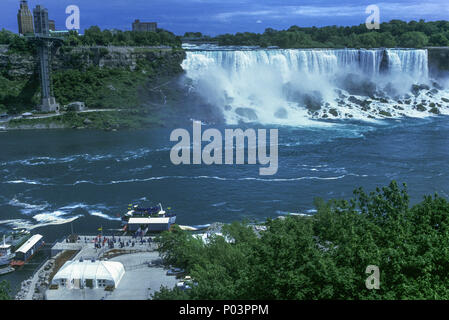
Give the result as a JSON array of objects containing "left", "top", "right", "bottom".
[{"left": 52, "top": 260, "right": 125, "bottom": 289}]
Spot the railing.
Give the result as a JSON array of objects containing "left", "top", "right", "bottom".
[
  {"left": 49, "top": 237, "right": 65, "bottom": 248},
  {"left": 125, "top": 261, "right": 152, "bottom": 271}
]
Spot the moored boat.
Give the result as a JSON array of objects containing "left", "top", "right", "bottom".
[
  {"left": 8, "top": 229, "right": 32, "bottom": 251},
  {"left": 122, "top": 203, "right": 176, "bottom": 233},
  {"left": 10, "top": 234, "right": 44, "bottom": 268},
  {"left": 0, "top": 235, "right": 15, "bottom": 268},
  {"left": 0, "top": 266, "right": 14, "bottom": 276}
]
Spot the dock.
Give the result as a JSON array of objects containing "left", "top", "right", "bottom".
[
  {"left": 51, "top": 235, "right": 157, "bottom": 259},
  {"left": 44, "top": 235, "right": 176, "bottom": 300},
  {"left": 15, "top": 233, "right": 180, "bottom": 300},
  {"left": 0, "top": 266, "right": 14, "bottom": 276}
]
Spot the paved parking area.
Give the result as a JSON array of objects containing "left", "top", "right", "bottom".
[{"left": 45, "top": 252, "right": 178, "bottom": 300}]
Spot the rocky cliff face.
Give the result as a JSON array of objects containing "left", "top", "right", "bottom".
[
  {"left": 0, "top": 45, "right": 35, "bottom": 78},
  {"left": 54, "top": 46, "right": 186, "bottom": 76},
  {"left": 428, "top": 47, "right": 449, "bottom": 78},
  {"left": 0, "top": 45, "right": 186, "bottom": 78}
]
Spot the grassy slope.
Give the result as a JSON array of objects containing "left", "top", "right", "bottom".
[
  {"left": 52, "top": 65, "right": 148, "bottom": 109},
  {"left": 0, "top": 74, "right": 40, "bottom": 114}
]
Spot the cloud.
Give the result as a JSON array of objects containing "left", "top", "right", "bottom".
[
  {"left": 214, "top": 10, "right": 276, "bottom": 22},
  {"left": 212, "top": 1, "right": 449, "bottom": 23},
  {"left": 291, "top": 5, "right": 364, "bottom": 17},
  {"left": 2, "top": 0, "right": 449, "bottom": 35}
]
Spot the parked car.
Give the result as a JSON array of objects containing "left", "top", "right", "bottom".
[
  {"left": 176, "top": 277, "right": 198, "bottom": 291},
  {"left": 166, "top": 267, "right": 185, "bottom": 276}
]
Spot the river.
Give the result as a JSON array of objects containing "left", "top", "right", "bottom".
[{"left": 3, "top": 46, "right": 449, "bottom": 295}]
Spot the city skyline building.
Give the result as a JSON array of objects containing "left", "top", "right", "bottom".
[
  {"left": 33, "top": 4, "right": 49, "bottom": 35},
  {"left": 17, "top": 0, "right": 34, "bottom": 35},
  {"left": 48, "top": 19, "right": 55, "bottom": 31},
  {"left": 132, "top": 19, "right": 157, "bottom": 32}
]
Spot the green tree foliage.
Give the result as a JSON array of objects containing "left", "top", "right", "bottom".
[
  {"left": 52, "top": 66, "right": 149, "bottom": 108},
  {"left": 213, "top": 20, "right": 449, "bottom": 48},
  {"left": 183, "top": 32, "right": 203, "bottom": 38},
  {"left": 0, "top": 281, "right": 11, "bottom": 300},
  {"left": 399, "top": 31, "right": 429, "bottom": 48},
  {"left": 67, "top": 26, "right": 182, "bottom": 48},
  {"left": 0, "top": 27, "right": 181, "bottom": 49},
  {"left": 1, "top": 20, "right": 449, "bottom": 50},
  {"left": 153, "top": 181, "right": 449, "bottom": 300},
  {"left": 0, "top": 74, "right": 40, "bottom": 114},
  {"left": 0, "top": 29, "right": 34, "bottom": 54},
  {"left": 65, "top": 30, "right": 82, "bottom": 46},
  {"left": 429, "top": 33, "right": 449, "bottom": 46}
]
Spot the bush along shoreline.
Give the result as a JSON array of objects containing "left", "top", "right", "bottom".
[{"left": 153, "top": 181, "right": 449, "bottom": 300}]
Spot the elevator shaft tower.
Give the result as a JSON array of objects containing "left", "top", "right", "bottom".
[{"left": 26, "top": 5, "right": 63, "bottom": 112}]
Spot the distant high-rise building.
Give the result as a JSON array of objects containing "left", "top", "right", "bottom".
[
  {"left": 48, "top": 20, "right": 55, "bottom": 31},
  {"left": 17, "top": 0, "right": 34, "bottom": 35},
  {"left": 132, "top": 19, "right": 157, "bottom": 32},
  {"left": 33, "top": 5, "right": 49, "bottom": 35}
]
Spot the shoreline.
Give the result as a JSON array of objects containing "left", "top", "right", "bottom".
[
  {"left": 13, "top": 234, "right": 174, "bottom": 300},
  {"left": 1, "top": 109, "right": 165, "bottom": 131},
  {"left": 15, "top": 253, "right": 59, "bottom": 300}
]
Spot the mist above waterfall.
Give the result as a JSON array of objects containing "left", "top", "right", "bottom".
[{"left": 181, "top": 47, "right": 449, "bottom": 126}]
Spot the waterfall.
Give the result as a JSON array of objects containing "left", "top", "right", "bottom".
[
  {"left": 386, "top": 49, "right": 428, "bottom": 79},
  {"left": 182, "top": 48, "right": 436, "bottom": 125},
  {"left": 182, "top": 49, "right": 403, "bottom": 79}
]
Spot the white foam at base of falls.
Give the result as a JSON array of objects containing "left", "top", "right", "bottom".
[{"left": 182, "top": 48, "right": 449, "bottom": 125}]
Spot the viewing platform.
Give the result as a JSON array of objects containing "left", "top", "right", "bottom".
[{"left": 50, "top": 235, "right": 157, "bottom": 259}]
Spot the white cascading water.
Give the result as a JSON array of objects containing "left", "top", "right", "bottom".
[
  {"left": 386, "top": 49, "right": 428, "bottom": 79},
  {"left": 182, "top": 48, "right": 448, "bottom": 125}
]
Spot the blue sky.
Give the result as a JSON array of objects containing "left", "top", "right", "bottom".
[{"left": 2, "top": 0, "right": 448, "bottom": 35}]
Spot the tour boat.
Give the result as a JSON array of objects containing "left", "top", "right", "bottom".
[
  {"left": 0, "top": 235, "right": 15, "bottom": 267},
  {"left": 122, "top": 203, "right": 176, "bottom": 233}
]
